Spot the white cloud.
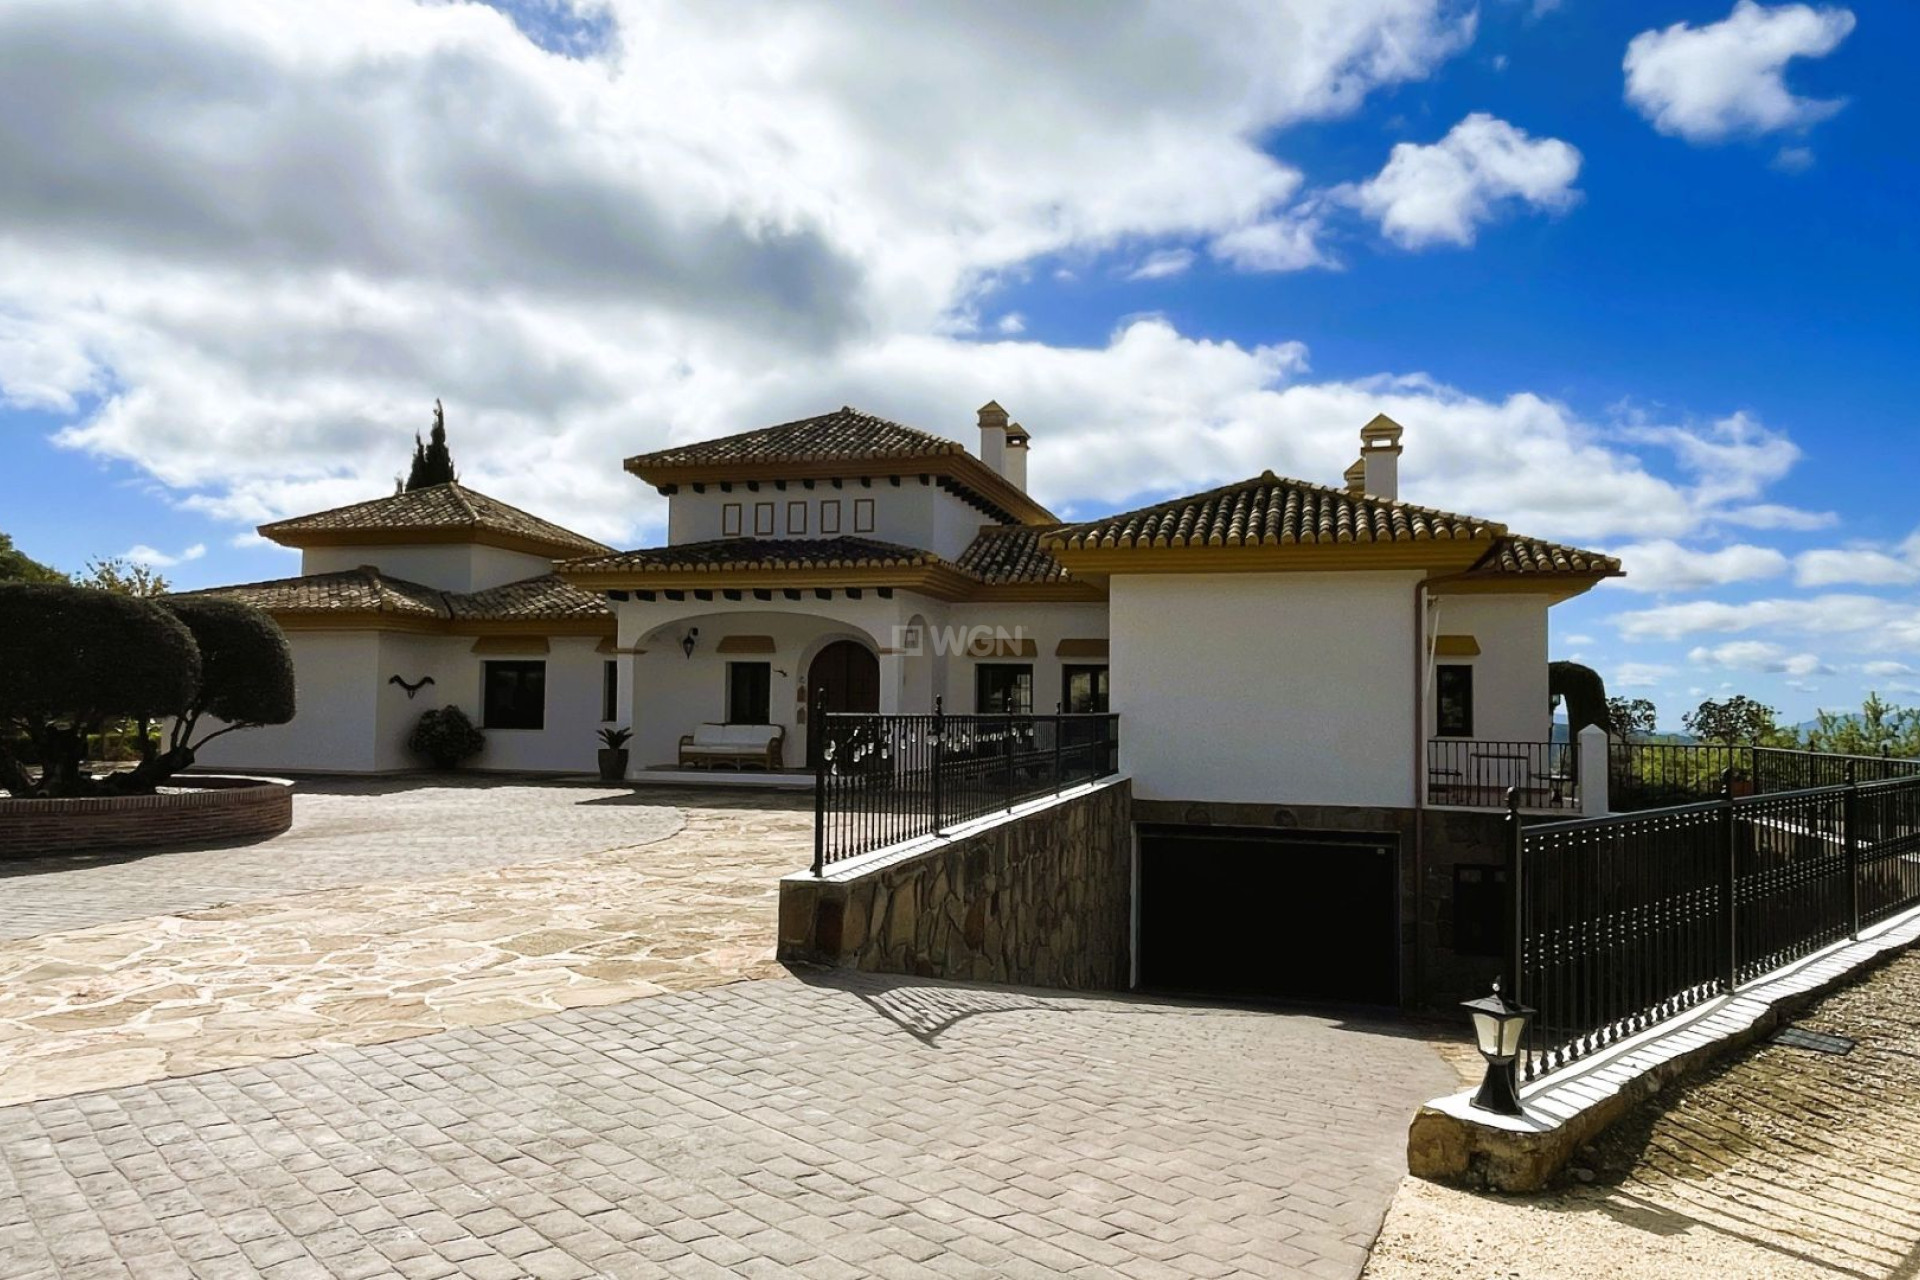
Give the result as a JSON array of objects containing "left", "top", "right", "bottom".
[
  {"left": 0, "top": 0, "right": 1811, "bottom": 562},
  {"left": 1716, "top": 502, "right": 1838, "bottom": 531},
  {"left": 1613, "top": 662, "right": 1678, "bottom": 689},
  {"left": 1126, "top": 248, "right": 1197, "bottom": 281},
  {"left": 995, "top": 313, "right": 1026, "bottom": 336},
  {"left": 1794, "top": 547, "right": 1920, "bottom": 588},
  {"left": 1348, "top": 113, "right": 1582, "bottom": 249},
  {"left": 1602, "top": 539, "right": 1788, "bottom": 594},
  {"left": 122, "top": 542, "right": 206, "bottom": 567},
  {"left": 1863, "top": 662, "right": 1915, "bottom": 679},
  {"left": 1209, "top": 212, "right": 1335, "bottom": 272},
  {"left": 1615, "top": 595, "right": 1920, "bottom": 649},
  {"left": 1624, "top": 1, "right": 1856, "bottom": 144},
  {"left": 1687, "top": 640, "right": 1831, "bottom": 676}
]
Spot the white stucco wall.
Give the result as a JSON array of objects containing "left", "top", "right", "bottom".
[
  {"left": 461, "top": 637, "right": 611, "bottom": 773},
  {"left": 301, "top": 543, "right": 557, "bottom": 592},
  {"left": 194, "top": 631, "right": 382, "bottom": 773},
  {"left": 1426, "top": 594, "right": 1552, "bottom": 743},
  {"left": 1109, "top": 571, "right": 1422, "bottom": 808},
  {"left": 663, "top": 480, "right": 1004, "bottom": 560}
]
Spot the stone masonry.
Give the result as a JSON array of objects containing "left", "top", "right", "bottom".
[{"left": 780, "top": 779, "right": 1132, "bottom": 991}]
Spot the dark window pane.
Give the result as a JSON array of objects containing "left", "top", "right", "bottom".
[
  {"left": 483, "top": 661, "right": 546, "bottom": 731},
  {"left": 1436, "top": 664, "right": 1474, "bottom": 738},
  {"left": 602, "top": 660, "right": 618, "bottom": 722},
  {"left": 975, "top": 664, "right": 1033, "bottom": 714},
  {"left": 728, "top": 662, "right": 772, "bottom": 724},
  {"left": 1062, "top": 665, "right": 1109, "bottom": 714}
]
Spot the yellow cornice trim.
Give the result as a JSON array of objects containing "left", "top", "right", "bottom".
[
  {"left": 561, "top": 562, "right": 980, "bottom": 602},
  {"left": 272, "top": 612, "right": 446, "bottom": 634},
  {"left": 1050, "top": 540, "right": 1494, "bottom": 576},
  {"left": 453, "top": 617, "right": 614, "bottom": 637},
  {"left": 1429, "top": 574, "right": 1608, "bottom": 604}
]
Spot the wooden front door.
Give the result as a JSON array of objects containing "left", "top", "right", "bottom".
[{"left": 808, "top": 640, "right": 879, "bottom": 764}]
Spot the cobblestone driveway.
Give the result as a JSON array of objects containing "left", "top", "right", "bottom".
[
  {"left": 0, "top": 778, "right": 687, "bottom": 941},
  {"left": 0, "top": 972, "right": 1453, "bottom": 1280}
]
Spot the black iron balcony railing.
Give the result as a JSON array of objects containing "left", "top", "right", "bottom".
[
  {"left": 811, "top": 698, "right": 1120, "bottom": 874},
  {"left": 1427, "top": 739, "right": 1579, "bottom": 811}
]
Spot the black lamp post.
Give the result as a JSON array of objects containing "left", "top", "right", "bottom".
[{"left": 1462, "top": 978, "right": 1533, "bottom": 1116}]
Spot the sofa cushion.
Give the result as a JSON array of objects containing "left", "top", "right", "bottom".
[{"left": 689, "top": 723, "right": 779, "bottom": 749}]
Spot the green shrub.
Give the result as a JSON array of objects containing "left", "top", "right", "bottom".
[
  {"left": 159, "top": 597, "right": 296, "bottom": 728},
  {"left": 105, "top": 596, "right": 298, "bottom": 792},
  {"left": 409, "top": 706, "right": 485, "bottom": 769},
  {"left": 0, "top": 582, "right": 200, "bottom": 796}
]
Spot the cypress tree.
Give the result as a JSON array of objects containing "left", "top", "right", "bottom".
[{"left": 405, "top": 400, "right": 458, "bottom": 490}]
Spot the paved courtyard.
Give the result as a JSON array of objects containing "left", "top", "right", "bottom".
[
  {"left": 0, "top": 778, "right": 689, "bottom": 941},
  {"left": 0, "top": 780, "right": 809, "bottom": 1106},
  {"left": 0, "top": 971, "right": 1453, "bottom": 1280}
]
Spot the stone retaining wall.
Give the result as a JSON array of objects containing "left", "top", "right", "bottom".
[
  {"left": 779, "top": 778, "right": 1133, "bottom": 991},
  {"left": 0, "top": 776, "right": 295, "bottom": 859}
]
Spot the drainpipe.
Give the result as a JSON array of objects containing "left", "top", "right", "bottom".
[{"left": 1411, "top": 569, "right": 1478, "bottom": 1011}]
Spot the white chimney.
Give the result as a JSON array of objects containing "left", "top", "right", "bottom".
[
  {"left": 1359, "top": 413, "right": 1404, "bottom": 501},
  {"left": 977, "top": 400, "right": 1008, "bottom": 475},
  {"left": 1003, "top": 421, "right": 1029, "bottom": 492}
]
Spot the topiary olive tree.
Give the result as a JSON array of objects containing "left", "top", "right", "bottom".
[
  {"left": 0, "top": 582, "right": 201, "bottom": 797},
  {"left": 110, "top": 596, "right": 296, "bottom": 792}
]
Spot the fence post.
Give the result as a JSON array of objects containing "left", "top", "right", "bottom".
[
  {"left": 1052, "top": 705, "right": 1064, "bottom": 794},
  {"left": 1844, "top": 760, "right": 1861, "bottom": 940},
  {"left": 811, "top": 687, "right": 828, "bottom": 877},
  {"left": 930, "top": 695, "right": 945, "bottom": 835},
  {"left": 1720, "top": 768, "right": 1738, "bottom": 992},
  {"left": 1002, "top": 713, "right": 1016, "bottom": 809},
  {"left": 1505, "top": 787, "right": 1524, "bottom": 1008}
]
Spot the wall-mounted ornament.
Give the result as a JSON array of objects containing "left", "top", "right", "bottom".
[{"left": 388, "top": 675, "right": 436, "bottom": 699}]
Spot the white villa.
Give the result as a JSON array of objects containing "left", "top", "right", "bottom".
[{"left": 193, "top": 402, "right": 1621, "bottom": 815}]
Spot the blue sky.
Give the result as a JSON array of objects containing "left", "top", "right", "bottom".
[{"left": 1, "top": 0, "right": 1913, "bottom": 728}]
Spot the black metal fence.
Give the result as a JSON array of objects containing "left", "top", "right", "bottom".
[
  {"left": 811, "top": 699, "right": 1120, "bottom": 873},
  {"left": 1427, "top": 739, "right": 1579, "bottom": 810},
  {"left": 1506, "top": 767, "right": 1920, "bottom": 1082},
  {"left": 1607, "top": 742, "right": 1920, "bottom": 811}
]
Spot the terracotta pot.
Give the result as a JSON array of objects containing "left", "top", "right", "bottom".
[{"left": 597, "top": 748, "right": 630, "bottom": 782}]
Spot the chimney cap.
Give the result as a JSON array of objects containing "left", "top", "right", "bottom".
[
  {"left": 1360, "top": 413, "right": 1404, "bottom": 453},
  {"left": 1343, "top": 458, "right": 1367, "bottom": 495},
  {"left": 1005, "top": 421, "right": 1031, "bottom": 448},
  {"left": 977, "top": 400, "right": 1009, "bottom": 429}
]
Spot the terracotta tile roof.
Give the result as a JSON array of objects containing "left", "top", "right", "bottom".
[
  {"left": 625, "top": 407, "right": 968, "bottom": 472},
  {"left": 179, "top": 568, "right": 449, "bottom": 618},
  {"left": 183, "top": 568, "right": 613, "bottom": 623},
  {"left": 1047, "top": 472, "right": 1502, "bottom": 550},
  {"left": 444, "top": 574, "right": 613, "bottom": 621},
  {"left": 956, "top": 525, "right": 1075, "bottom": 585},
  {"left": 563, "top": 536, "right": 946, "bottom": 575},
  {"left": 1476, "top": 536, "right": 1622, "bottom": 577},
  {"left": 258, "top": 483, "right": 610, "bottom": 557}
]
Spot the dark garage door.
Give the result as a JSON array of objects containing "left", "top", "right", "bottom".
[{"left": 1139, "top": 827, "right": 1399, "bottom": 1006}]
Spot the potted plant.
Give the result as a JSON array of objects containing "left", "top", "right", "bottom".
[
  {"left": 597, "top": 726, "right": 633, "bottom": 781},
  {"left": 408, "top": 706, "right": 485, "bottom": 770}
]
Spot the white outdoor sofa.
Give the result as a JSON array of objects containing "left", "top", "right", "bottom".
[{"left": 678, "top": 723, "right": 785, "bottom": 771}]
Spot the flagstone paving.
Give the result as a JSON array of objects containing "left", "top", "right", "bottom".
[
  {"left": 0, "top": 778, "right": 690, "bottom": 941},
  {"left": 0, "top": 972, "right": 1454, "bottom": 1280},
  {"left": 0, "top": 780, "right": 813, "bottom": 1109}
]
